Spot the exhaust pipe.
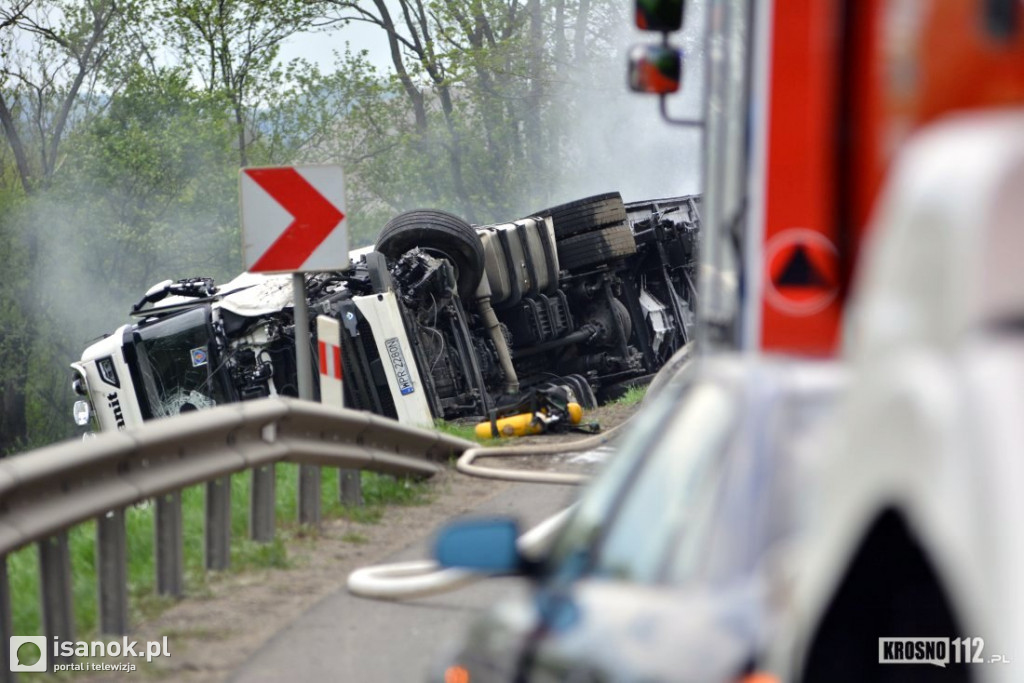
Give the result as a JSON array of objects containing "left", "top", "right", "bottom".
[{"left": 475, "top": 279, "right": 519, "bottom": 394}]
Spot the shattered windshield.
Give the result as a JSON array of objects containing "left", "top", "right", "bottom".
[{"left": 132, "top": 307, "right": 230, "bottom": 419}]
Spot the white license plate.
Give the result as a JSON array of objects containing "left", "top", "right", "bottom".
[{"left": 384, "top": 337, "right": 415, "bottom": 395}]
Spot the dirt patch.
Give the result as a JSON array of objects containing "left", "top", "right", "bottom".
[
  {"left": 74, "top": 402, "right": 638, "bottom": 682},
  {"left": 73, "top": 471, "right": 509, "bottom": 682}
]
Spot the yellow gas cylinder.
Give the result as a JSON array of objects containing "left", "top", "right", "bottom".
[{"left": 474, "top": 403, "right": 583, "bottom": 439}]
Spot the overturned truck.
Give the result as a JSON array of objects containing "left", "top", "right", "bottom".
[{"left": 71, "top": 193, "right": 700, "bottom": 432}]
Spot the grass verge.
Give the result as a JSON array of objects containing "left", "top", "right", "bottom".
[
  {"left": 611, "top": 384, "right": 648, "bottom": 407},
  {"left": 6, "top": 465, "right": 429, "bottom": 640},
  {"left": 433, "top": 419, "right": 498, "bottom": 444}
]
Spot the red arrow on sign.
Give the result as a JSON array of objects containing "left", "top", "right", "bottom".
[{"left": 245, "top": 168, "right": 345, "bottom": 272}]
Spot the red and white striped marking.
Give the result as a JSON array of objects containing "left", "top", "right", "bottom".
[
  {"left": 316, "top": 315, "right": 344, "bottom": 409},
  {"left": 318, "top": 339, "right": 342, "bottom": 380}
]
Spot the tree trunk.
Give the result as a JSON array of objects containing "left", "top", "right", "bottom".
[
  {"left": 436, "top": 87, "right": 473, "bottom": 222},
  {"left": 0, "top": 92, "right": 34, "bottom": 194},
  {"left": 234, "top": 101, "right": 248, "bottom": 167},
  {"left": 574, "top": 0, "right": 592, "bottom": 58},
  {"left": 524, "top": 0, "right": 544, "bottom": 200},
  {"left": 0, "top": 327, "right": 29, "bottom": 454},
  {"left": 0, "top": 383, "right": 28, "bottom": 456},
  {"left": 373, "top": 0, "right": 428, "bottom": 135}
]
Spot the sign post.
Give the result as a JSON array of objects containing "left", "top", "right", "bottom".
[
  {"left": 292, "top": 275, "right": 319, "bottom": 525},
  {"left": 240, "top": 164, "right": 348, "bottom": 526}
]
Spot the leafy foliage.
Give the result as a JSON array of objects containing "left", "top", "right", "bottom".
[{"left": 158, "top": 0, "right": 331, "bottom": 166}]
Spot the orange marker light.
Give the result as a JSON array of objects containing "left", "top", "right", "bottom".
[
  {"left": 444, "top": 665, "right": 470, "bottom": 683},
  {"left": 738, "top": 673, "right": 780, "bottom": 683}
]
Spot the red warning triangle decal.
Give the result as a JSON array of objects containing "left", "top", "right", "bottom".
[{"left": 765, "top": 229, "right": 839, "bottom": 316}]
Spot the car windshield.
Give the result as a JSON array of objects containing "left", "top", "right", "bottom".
[
  {"left": 132, "top": 307, "right": 229, "bottom": 419},
  {"left": 589, "top": 381, "right": 737, "bottom": 584},
  {"left": 666, "top": 378, "right": 841, "bottom": 586}
]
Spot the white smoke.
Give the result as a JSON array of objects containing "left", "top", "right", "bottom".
[{"left": 550, "top": 0, "right": 706, "bottom": 204}]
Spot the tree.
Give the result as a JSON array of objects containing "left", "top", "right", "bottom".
[
  {"left": 159, "top": 0, "right": 329, "bottom": 167},
  {"left": 0, "top": 63, "right": 240, "bottom": 453},
  {"left": 0, "top": 0, "right": 143, "bottom": 452},
  {"left": 0, "top": 0, "right": 135, "bottom": 194},
  {"left": 55, "top": 66, "right": 240, "bottom": 294},
  {"left": 318, "top": 0, "right": 622, "bottom": 222}
]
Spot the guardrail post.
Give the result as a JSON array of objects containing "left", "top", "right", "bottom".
[
  {"left": 1, "top": 556, "right": 12, "bottom": 683},
  {"left": 205, "top": 477, "right": 231, "bottom": 570},
  {"left": 96, "top": 509, "right": 128, "bottom": 635},
  {"left": 298, "top": 465, "right": 321, "bottom": 526},
  {"left": 155, "top": 493, "right": 184, "bottom": 597},
  {"left": 339, "top": 469, "right": 363, "bottom": 506},
  {"left": 250, "top": 465, "right": 276, "bottom": 542},
  {"left": 38, "top": 532, "right": 74, "bottom": 667}
]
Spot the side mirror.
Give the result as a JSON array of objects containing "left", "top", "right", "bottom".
[
  {"left": 635, "top": 0, "right": 684, "bottom": 32},
  {"left": 434, "top": 517, "right": 523, "bottom": 574},
  {"left": 628, "top": 45, "right": 683, "bottom": 94}
]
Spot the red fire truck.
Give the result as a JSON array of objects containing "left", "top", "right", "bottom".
[{"left": 631, "top": 0, "right": 1024, "bottom": 355}]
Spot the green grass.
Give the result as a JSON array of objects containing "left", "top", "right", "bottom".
[
  {"left": 433, "top": 419, "right": 487, "bottom": 443},
  {"left": 611, "top": 384, "right": 648, "bottom": 407},
  {"left": 5, "top": 465, "right": 430, "bottom": 640},
  {"left": 434, "top": 418, "right": 519, "bottom": 444},
  {"left": 341, "top": 531, "right": 369, "bottom": 544}
]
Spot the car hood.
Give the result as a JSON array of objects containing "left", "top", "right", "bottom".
[{"left": 525, "top": 579, "right": 762, "bottom": 682}]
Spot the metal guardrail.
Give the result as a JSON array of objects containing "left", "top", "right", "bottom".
[{"left": 0, "top": 398, "right": 474, "bottom": 678}]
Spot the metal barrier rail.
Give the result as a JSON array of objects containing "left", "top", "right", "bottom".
[{"left": 0, "top": 398, "right": 473, "bottom": 678}]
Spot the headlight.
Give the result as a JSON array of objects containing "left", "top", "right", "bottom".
[{"left": 73, "top": 400, "right": 91, "bottom": 426}]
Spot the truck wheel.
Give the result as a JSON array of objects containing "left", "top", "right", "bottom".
[
  {"left": 535, "top": 192, "right": 628, "bottom": 238},
  {"left": 556, "top": 224, "right": 638, "bottom": 271},
  {"left": 376, "top": 209, "right": 485, "bottom": 300}
]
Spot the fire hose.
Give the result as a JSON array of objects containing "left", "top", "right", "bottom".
[{"left": 345, "top": 345, "right": 693, "bottom": 600}]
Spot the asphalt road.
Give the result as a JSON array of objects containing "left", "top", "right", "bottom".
[{"left": 229, "top": 481, "right": 578, "bottom": 682}]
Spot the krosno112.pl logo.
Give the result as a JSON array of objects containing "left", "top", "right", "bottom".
[{"left": 879, "top": 637, "right": 1009, "bottom": 666}]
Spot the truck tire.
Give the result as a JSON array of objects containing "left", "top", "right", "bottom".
[
  {"left": 536, "top": 192, "right": 628, "bottom": 238},
  {"left": 376, "top": 209, "right": 485, "bottom": 300},
  {"left": 556, "top": 224, "right": 638, "bottom": 271}
]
